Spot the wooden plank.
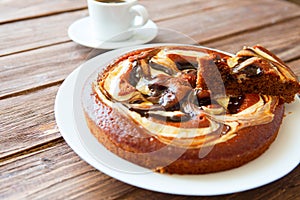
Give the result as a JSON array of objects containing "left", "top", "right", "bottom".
[
  {"left": 0, "top": 10, "right": 88, "bottom": 56},
  {"left": 0, "top": 141, "right": 135, "bottom": 200},
  {"left": 1, "top": 0, "right": 299, "bottom": 57},
  {"left": 0, "top": 0, "right": 87, "bottom": 24},
  {"left": 142, "top": 0, "right": 238, "bottom": 22},
  {"left": 0, "top": 42, "right": 105, "bottom": 98},
  {"left": 157, "top": 0, "right": 300, "bottom": 44},
  {"left": 286, "top": 0, "right": 300, "bottom": 6},
  {"left": 204, "top": 17, "right": 300, "bottom": 62},
  {"left": 0, "top": 85, "right": 61, "bottom": 158}
]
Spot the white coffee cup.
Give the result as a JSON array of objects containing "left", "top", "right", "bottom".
[{"left": 87, "top": 0, "right": 149, "bottom": 42}]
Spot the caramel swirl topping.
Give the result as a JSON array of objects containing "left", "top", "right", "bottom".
[{"left": 94, "top": 46, "right": 279, "bottom": 148}]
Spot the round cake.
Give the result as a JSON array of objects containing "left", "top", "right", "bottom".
[{"left": 83, "top": 45, "right": 288, "bottom": 174}]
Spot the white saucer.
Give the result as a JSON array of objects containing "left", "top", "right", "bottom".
[{"left": 68, "top": 17, "right": 158, "bottom": 49}]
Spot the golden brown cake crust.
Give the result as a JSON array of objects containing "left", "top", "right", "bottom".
[
  {"left": 84, "top": 94, "right": 284, "bottom": 174},
  {"left": 82, "top": 45, "right": 296, "bottom": 174}
]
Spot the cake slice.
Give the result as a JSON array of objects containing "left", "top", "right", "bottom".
[{"left": 196, "top": 45, "right": 300, "bottom": 103}]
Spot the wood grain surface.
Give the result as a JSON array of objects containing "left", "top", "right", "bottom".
[
  {"left": 0, "top": 0, "right": 87, "bottom": 24},
  {"left": 0, "top": 0, "right": 299, "bottom": 199}
]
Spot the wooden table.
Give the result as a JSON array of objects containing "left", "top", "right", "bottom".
[{"left": 1, "top": 0, "right": 299, "bottom": 199}]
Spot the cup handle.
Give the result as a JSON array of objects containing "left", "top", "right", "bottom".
[{"left": 130, "top": 5, "right": 149, "bottom": 28}]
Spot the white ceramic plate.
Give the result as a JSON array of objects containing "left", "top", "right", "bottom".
[
  {"left": 68, "top": 17, "right": 158, "bottom": 49},
  {"left": 55, "top": 44, "right": 300, "bottom": 196}
]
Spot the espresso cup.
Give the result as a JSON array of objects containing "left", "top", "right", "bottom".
[{"left": 87, "top": 0, "right": 149, "bottom": 42}]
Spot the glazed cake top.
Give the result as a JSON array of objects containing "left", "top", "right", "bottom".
[{"left": 93, "top": 45, "right": 298, "bottom": 148}]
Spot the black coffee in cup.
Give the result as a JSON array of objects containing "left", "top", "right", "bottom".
[{"left": 94, "top": 0, "right": 126, "bottom": 3}]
